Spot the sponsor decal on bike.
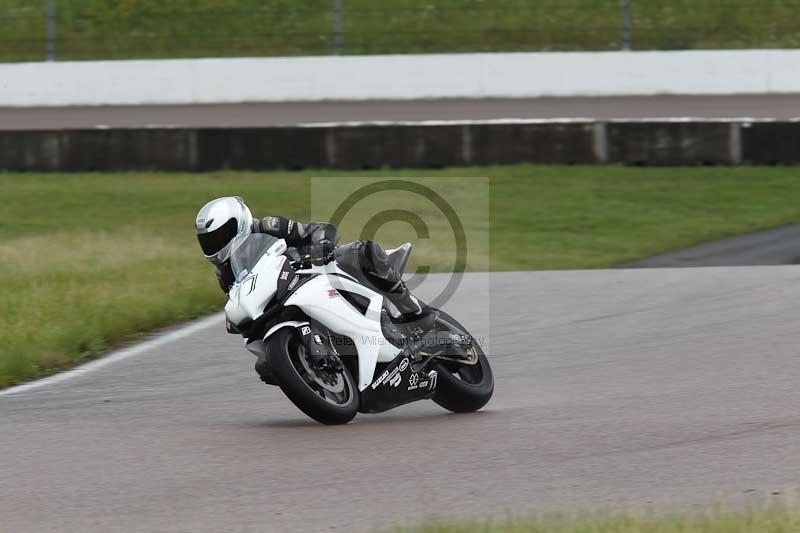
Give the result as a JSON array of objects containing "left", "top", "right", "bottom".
[
  {"left": 371, "top": 360, "right": 406, "bottom": 389},
  {"left": 244, "top": 274, "right": 258, "bottom": 295},
  {"left": 371, "top": 368, "right": 390, "bottom": 389},
  {"left": 313, "top": 334, "right": 324, "bottom": 345},
  {"left": 410, "top": 372, "right": 435, "bottom": 391},
  {"left": 280, "top": 271, "right": 290, "bottom": 281},
  {"left": 328, "top": 289, "right": 339, "bottom": 298},
  {"left": 447, "top": 333, "right": 471, "bottom": 346},
  {"left": 427, "top": 371, "right": 438, "bottom": 390},
  {"left": 301, "top": 326, "right": 312, "bottom": 336},
  {"left": 288, "top": 275, "right": 300, "bottom": 290}
]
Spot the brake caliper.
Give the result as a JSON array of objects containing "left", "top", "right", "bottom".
[{"left": 297, "top": 324, "right": 342, "bottom": 374}]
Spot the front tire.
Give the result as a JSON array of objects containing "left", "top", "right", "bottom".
[
  {"left": 267, "top": 328, "right": 359, "bottom": 425},
  {"left": 430, "top": 311, "right": 494, "bottom": 413}
]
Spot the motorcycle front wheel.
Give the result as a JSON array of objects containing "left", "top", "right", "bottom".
[{"left": 267, "top": 327, "right": 359, "bottom": 425}]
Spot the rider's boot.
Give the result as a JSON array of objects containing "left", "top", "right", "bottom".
[
  {"left": 356, "top": 240, "right": 438, "bottom": 334},
  {"left": 385, "top": 280, "right": 438, "bottom": 334}
]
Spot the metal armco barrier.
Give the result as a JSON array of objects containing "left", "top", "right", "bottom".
[{"left": 0, "top": 120, "right": 797, "bottom": 172}]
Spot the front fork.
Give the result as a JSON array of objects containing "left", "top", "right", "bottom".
[{"left": 296, "top": 322, "right": 342, "bottom": 372}]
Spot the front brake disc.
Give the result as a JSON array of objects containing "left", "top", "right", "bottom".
[{"left": 297, "top": 345, "right": 345, "bottom": 393}]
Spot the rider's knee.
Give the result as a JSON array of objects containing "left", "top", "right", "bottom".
[{"left": 364, "top": 240, "right": 389, "bottom": 276}]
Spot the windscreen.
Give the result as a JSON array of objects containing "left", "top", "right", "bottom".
[{"left": 230, "top": 233, "right": 280, "bottom": 280}]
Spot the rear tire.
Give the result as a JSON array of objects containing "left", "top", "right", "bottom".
[
  {"left": 267, "top": 328, "right": 359, "bottom": 425},
  {"left": 430, "top": 311, "right": 494, "bottom": 413}
]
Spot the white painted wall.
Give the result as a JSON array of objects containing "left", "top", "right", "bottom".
[{"left": 1, "top": 49, "right": 800, "bottom": 107}]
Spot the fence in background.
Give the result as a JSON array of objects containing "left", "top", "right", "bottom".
[
  {"left": 4, "top": 0, "right": 800, "bottom": 63},
  {"left": 3, "top": 119, "right": 798, "bottom": 171}
]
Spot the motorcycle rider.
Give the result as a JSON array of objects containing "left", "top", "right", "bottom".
[{"left": 194, "top": 196, "right": 436, "bottom": 330}]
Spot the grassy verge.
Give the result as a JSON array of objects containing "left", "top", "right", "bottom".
[
  {"left": 1, "top": 165, "right": 799, "bottom": 388},
  {"left": 2, "top": 0, "right": 800, "bottom": 61},
  {"left": 392, "top": 508, "right": 800, "bottom": 532}
]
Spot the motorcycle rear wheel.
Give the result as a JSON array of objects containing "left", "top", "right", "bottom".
[
  {"left": 430, "top": 310, "right": 494, "bottom": 413},
  {"left": 268, "top": 327, "right": 359, "bottom": 425}
]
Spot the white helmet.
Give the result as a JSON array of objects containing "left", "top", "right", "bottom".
[{"left": 195, "top": 196, "right": 253, "bottom": 266}]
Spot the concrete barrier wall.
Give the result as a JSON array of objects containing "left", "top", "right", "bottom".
[
  {"left": 4, "top": 49, "right": 800, "bottom": 106},
  {"left": 2, "top": 119, "right": 798, "bottom": 171}
]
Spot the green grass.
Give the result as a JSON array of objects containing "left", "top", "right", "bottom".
[
  {"left": 2, "top": 165, "right": 800, "bottom": 388},
  {"left": 2, "top": 0, "right": 799, "bottom": 62},
  {"left": 391, "top": 508, "right": 800, "bottom": 532}
]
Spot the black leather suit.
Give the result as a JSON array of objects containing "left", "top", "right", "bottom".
[
  {"left": 217, "top": 215, "right": 424, "bottom": 318},
  {"left": 218, "top": 216, "right": 429, "bottom": 329},
  {"left": 216, "top": 216, "right": 338, "bottom": 293}
]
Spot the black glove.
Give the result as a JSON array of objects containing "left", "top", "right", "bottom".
[
  {"left": 310, "top": 239, "right": 335, "bottom": 266},
  {"left": 292, "top": 253, "right": 333, "bottom": 269}
]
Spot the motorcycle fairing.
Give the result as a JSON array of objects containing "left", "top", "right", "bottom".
[
  {"left": 283, "top": 268, "right": 401, "bottom": 391},
  {"left": 225, "top": 253, "right": 285, "bottom": 326},
  {"left": 359, "top": 352, "right": 437, "bottom": 414}
]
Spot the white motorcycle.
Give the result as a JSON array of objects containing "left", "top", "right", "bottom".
[{"left": 224, "top": 233, "right": 493, "bottom": 425}]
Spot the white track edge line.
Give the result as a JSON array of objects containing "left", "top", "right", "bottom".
[
  {"left": 296, "top": 116, "right": 800, "bottom": 127},
  {"left": 0, "top": 312, "right": 225, "bottom": 397}
]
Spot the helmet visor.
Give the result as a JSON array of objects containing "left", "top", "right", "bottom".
[{"left": 197, "top": 218, "right": 238, "bottom": 256}]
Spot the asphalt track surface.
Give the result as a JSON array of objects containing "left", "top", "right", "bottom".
[
  {"left": 624, "top": 225, "right": 800, "bottom": 268},
  {"left": 3, "top": 268, "right": 800, "bottom": 532},
  {"left": 3, "top": 94, "right": 800, "bottom": 130}
]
